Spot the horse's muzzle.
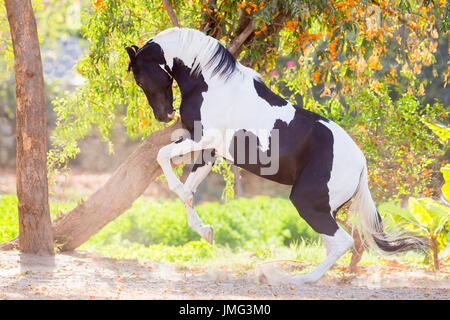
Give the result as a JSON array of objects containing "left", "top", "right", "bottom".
[{"left": 168, "top": 110, "right": 177, "bottom": 120}]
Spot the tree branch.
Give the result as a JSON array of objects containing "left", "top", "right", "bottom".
[
  {"left": 226, "top": 20, "right": 255, "bottom": 57},
  {"left": 1, "top": 121, "right": 184, "bottom": 252},
  {"left": 162, "top": 0, "right": 180, "bottom": 27}
]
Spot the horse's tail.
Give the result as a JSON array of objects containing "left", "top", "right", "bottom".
[{"left": 349, "top": 164, "right": 427, "bottom": 255}]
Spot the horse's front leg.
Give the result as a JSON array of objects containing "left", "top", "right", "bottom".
[
  {"left": 183, "top": 151, "right": 216, "bottom": 243},
  {"left": 157, "top": 136, "right": 216, "bottom": 207}
]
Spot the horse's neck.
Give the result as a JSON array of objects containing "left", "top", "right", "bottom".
[{"left": 171, "top": 58, "right": 202, "bottom": 96}]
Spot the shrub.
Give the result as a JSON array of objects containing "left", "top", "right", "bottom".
[
  {"left": 0, "top": 195, "right": 18, "bottom": 243},
  {"left": 86, "top": 196, "right": 319, "bottom": 250}
]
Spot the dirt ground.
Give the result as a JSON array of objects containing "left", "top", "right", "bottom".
[{"left": 0, "top": 250, "right": 448, "bottom": 300}]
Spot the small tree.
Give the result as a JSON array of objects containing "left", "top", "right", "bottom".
[
  {"left": 4, "top": 0, "right": 54, "bottom": 255},
  {"left": 388, "top": 124, "right": 449, "bottom": 270}
]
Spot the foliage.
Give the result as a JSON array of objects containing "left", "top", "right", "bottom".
[
  {"left": 2, "top": 194, "right": 446, "bottom": 268},
  {"left": 344, "top": 89, "right": 445, "bottom": 200},
  {"left": 211, "top": 158, "right": 235, "bottom": 200},
  {"left": 0, "top": 0, "right": 80, "bottom": 64},
  {"left": 282, "top": 84, "right": 446, "bottom": 201},
  {"left": 39, "top": 0, "right": 448, "bottom": 201},
  {"left": 383, "top": 164, "right": 450, "bottom": 270},
  {"left": 84, "top": 196, "right": 319, "bottom": 249},
  {"left": 422, "top": 120, "right": 450, "bottom": 145},
  {"left": 442, "top": 166, "right": 450, "bottom": 200},
  {"left": 382, "top": 122, "right": 449, "bottom": 269},
  {"left": 84, "top": 240, "right": 219, "bottom": 263},
  {"left": 392, "top": 197, "right": 449, "bottom": 269},
  {"left": 0, "top": 195, "right": 18, "bottom": 243},
  {"left": 0, "top": 194, "right": 319, "bottom": 248}
]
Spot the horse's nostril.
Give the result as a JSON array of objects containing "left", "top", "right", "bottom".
[{"left": 168, "top": 110, "right": 176, "bottom": 119}]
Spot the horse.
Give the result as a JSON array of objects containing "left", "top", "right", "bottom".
[{"left": 125, "top": 27, "right": 425, "bottom": 284}]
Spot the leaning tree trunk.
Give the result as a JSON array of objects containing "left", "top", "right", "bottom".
[
  {"left": 1, "top": 4, "right": 263, "bottom": 253},
  {"left": 5, "top": 0, "right": 54, "bottom": 255},
  {"left": 1, "top": 121, "right": 183, "bottom": 252},
  {"left": 50, "top": 121, "right": 183, "bottom": 251}
]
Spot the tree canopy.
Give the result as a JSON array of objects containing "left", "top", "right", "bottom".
[{"left": 2, "top": 0, "right": 448, "bottom": 201}]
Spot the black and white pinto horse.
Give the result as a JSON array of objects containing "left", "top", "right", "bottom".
[{"left": 126, "top": 28, "right": 424, "bottom": 284}]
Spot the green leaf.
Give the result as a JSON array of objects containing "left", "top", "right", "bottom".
[
  {"left": 435, "top": 215, "right": 449, "bottom": 235},
  {"left": 408, "top": 197, "right": 434, "bottom": 228},
  {"left": 437, "top": 232, "right": 447, "bottom": 252},
  {"left": 418, "top": 198, "right": 449, "bottom": 230},
  {"left": 441, "top": 166, "right": 450, "bottom": 200},
  {"left": 421, "top": 120, "right": 450, "bottom": 144}
]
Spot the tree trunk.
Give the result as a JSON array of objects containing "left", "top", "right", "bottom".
[
  {"left": 431, "top": 237, "right": 440, "bottom": 271},
  {"left": 5, "top": 0, "right": 54, "bottom": 255},
  {"left": 232, "top": 165, "right": 243, "bottom": 198},
  {"left": 349, "top": 231, "right": 365, "bottom": 273},
  {"left": 2, "top": 121, "right": 183, "bottom": 252},
  {"left": 162, "top": 0, "right": 179, "bottom": 27},
  {"left": 337, "top": 218, "right": 365, "bottom": 273}
]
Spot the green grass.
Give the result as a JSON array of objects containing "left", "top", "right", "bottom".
[
  {"left": 0, "top": 194, "right": 78, "bottom": 243},
  {"left": 0, "top": 195, "right": 19, "bottom": 243},
  {"left": 1, "top": 194, "right": 446, "bottom": 270},
  {"left": 81, "top": 196, "right": 319, "bottom": 249}
]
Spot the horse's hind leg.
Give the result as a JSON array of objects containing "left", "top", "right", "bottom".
[{"left": 289, "top": 165, "right": 354, "bottom": 285}]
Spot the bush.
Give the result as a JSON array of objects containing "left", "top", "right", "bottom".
[
  {"left": 86, "top": 196, "right": 319, "bottom": 250},
  {"left": 0, "top": 195, "right": 19, "bottom": 243},
  {"left": 0, "top": 195, "right": 318, "bottom": 249}
]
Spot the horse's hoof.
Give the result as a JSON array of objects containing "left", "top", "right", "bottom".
[
  {"left": 201, "top": 225, "right": 214, "bottom": 244},
  {"left": 290, "top": 275, "right": 316, "bottom": 286}
]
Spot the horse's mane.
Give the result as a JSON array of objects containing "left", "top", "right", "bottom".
[{"left": 152, "top": 28, "right": 239, "bottom": 80}]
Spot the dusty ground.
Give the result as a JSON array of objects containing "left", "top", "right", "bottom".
[{"left": 0, "top": 250, "right": 449, "bottom": 300}]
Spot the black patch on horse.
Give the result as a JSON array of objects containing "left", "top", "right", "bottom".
[
  {"left": 229, "top": 108, "right": 333, "bottom": 187},
  {"left": 126, "top": 41, "right": 174, "bottom": 122},
  {"left": 288, "top": 120, "right": 337, "bottom": 236},
  {"left": 172, "top": 58, "right": 208, "bottom": 136},
  {"left": 136, "top": 40, "right": 166, "bottom": 64},
  {"left": 296, "top": 106, "right": 330, "bottom": 123},
  {"left": 253, "top": 79, "right": 288, "bottom": 107},
  {"left": 192, "top": 149, "right": 216, "bottom": 172}
]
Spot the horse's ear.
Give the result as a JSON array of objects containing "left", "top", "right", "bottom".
[{"left": 125, "top": 46, "right": 137, "bottom": 68}]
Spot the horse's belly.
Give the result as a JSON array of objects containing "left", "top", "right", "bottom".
[{"left": 219, "top": 128, "right": 306, "bottom": 185}]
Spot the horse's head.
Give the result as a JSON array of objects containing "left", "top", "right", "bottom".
[{"left": 125, "top": 42, "right": 175, "bottom": 122}]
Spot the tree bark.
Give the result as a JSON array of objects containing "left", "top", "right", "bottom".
[
  {"left": 431, "top": 237, "right": 440, "bottom": 271},
  {"left": 227, "top": 20, "right": 255, "bottom": 57},
  {"left": 337, "top": 218, "right": 365, "bottom": 273},
  {"left": 5, "top": 0, "right": 54, "bottom": 255},
  {"left": 349, "top": 232, "right": 365, "bottom": 273},
  {"left": 162, "top": 0, "right": 179, "bottom": 27},
  {"left": 232, "top": 165, "right": 243, "bottom": 198}
]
